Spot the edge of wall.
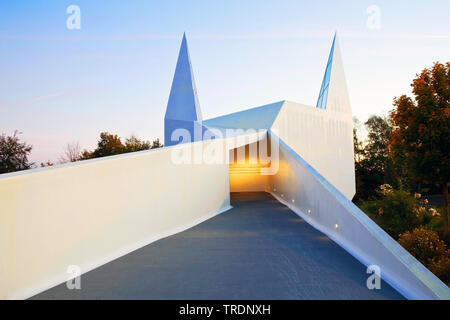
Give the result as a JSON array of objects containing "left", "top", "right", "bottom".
[
  {"left": 269, "top": 191, "right": 411, "bottom": 299},
  {"left": 0, "top": 142, "right": 185, "bottom": 182},
  {"left": 269, "top": 135, "right": 450, "bottom": 300}
]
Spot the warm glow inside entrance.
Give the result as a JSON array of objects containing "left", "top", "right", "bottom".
[{"left": 229, "top": 139, "right": 271, "bottom": 192}]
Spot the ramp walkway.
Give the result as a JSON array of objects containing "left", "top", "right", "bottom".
[{"left": 31, "top": 192, "right": 403, "bottom": 300}]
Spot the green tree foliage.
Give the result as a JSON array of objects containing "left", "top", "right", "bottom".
[
  {"left": 353, "top": 116, "right": 397, "bottom": 201},
  {"left": 365, "top": 116, "right": 395, "bottom": 174},
  {"left": 0, "top": 130, "right": 34, "bottom": 174},
  {"left": 151, "top": 138, "right": 163, "bottom": 149},
  {"left": 353, "top": 117, "right": 364, "bottom": 163},
  {"left": 360, "top": 186, "right": 427, "bottom": 238},
  {"left": 360, "top": 184, "right": 450, "bottom": 283},
  {"left": 124, "top": 135, "right": 151, "bottom": 153},
  {"left": 81, "top": 132, "right": 163, "bottom": 160},
  {"left": 398, "top": 228, "right": 450, "bottom": 285},
  {"left": 92, "top": 132, "right": 125, "bottom": 158},
  {"left": 399, "top": 228, "right": 448, "bottom": 265},
  {"left": 389, "top": 62, "right": 450, "bottom": 233}
]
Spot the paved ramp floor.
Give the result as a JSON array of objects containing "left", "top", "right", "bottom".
[{"left": 32, "top": 192, "right": 404, "bottom": 300}]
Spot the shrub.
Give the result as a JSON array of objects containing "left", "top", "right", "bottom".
[
  {"left": 398, "top": 228, "right": 450, "bottom": 286},
  {"left": 398, "top": 228, "right": 448, "bottom": 266},
  {"left": 429, "top": 256, "right": 450, "bottom": 286},
  {"left": 360, "top": 188, "right": 423, "bottom": 238}
]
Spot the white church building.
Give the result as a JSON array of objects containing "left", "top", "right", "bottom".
[{"left": 0, "top": 33, "right": 448, "bottom": 300}]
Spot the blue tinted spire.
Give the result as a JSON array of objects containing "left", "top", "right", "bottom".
[
  {"left": 165, "top": 32, "right": 202, "bottom": 122},
  {"left": 316, "top": 33, "right": 336, "bottom": 109},
  {"left": 164, "top": 33, "right": 204, "bottom": 146}
]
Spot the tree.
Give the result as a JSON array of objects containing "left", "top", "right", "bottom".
[
  {"left": 360, "top": 187, "right": 426, "bottom": 238},
  {"left": 0, "top": 130, "right": 34, "bottom": 174},
  {"left": 353, "top": 116, "right": 397, "bottom": 201},
  {"left": 124, "top": 135, "right": 151, "bottom": 153},
  {"left": 59, "top": 142, "right": 82, "bottom": 163},
  {"left": 389, "top": 62, "right": 450, "bottom": 234},
  {"left": 353, "top": 117, "right": 364, "bottom": 163},
  {"left": 92, "top": 132, "right": 125, "bottom": 158},
  {"left": 151, "top": 138, "right": 163, "bottom": 149},
  {"left": 79, "top": 132, "right": 163, "bottom": 160},
  {"left": 80, "top": 149, "right": 94, "bottom": 160},
  {"left": 364, "top": 116, "right": 394, "bottom": 174}
]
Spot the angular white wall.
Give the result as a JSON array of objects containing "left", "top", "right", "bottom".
[
  {"left": 271, "top": 34, "right": 355, "bottom": 200},
  {"left": 0, "top": 140, "right": 232, "bottom": 300},
  {"left": 271, "top": 101, "right": 355, "bottom": 199}
]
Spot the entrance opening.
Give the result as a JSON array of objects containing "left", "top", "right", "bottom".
[{"left": 229, "top": 137, "right": 271, "bottom": 192}]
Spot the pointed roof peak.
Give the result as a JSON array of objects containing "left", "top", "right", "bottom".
[
  {"left": 316, "top": 32, "right": 352, "bottom": 113},
  {"left": 330, "top": 33, "right": 336, "bottom": 51},
  {"left": 315, "top": 34, "right": 336, "bottom": 109},
  {"left": 332, "top": 32, "right": 338, "bottom": 49},
  {"left": 180, "top": 32, "right": 188, "bottom": 52},
  {"left": 164, "top": 32, "right": 202, "bottom": 122}
]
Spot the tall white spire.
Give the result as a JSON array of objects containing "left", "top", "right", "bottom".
[
  {"left": 316, "top": 33, "right": 336, "bottom": 109},
  {"left": 164, "top": 33, "right": 203, "bottom": 146},
  {"left": 323, "top": 33, "right": 352, "bottom": 114}
]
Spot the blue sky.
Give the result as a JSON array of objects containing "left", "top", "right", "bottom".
[{"left": 1, "top": 0, "right": 449, "bottom": 163}]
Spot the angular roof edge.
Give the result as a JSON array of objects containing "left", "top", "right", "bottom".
[{"left": 203, "top": 100, "right": 285, "bottom": 130}]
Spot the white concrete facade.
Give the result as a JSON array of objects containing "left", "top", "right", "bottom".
[
  {"left": 271, "top": 101, "right": 355, "bottom": 199},
  {"left": 0, "top": 140, "right": 233, "bottom": 299}
]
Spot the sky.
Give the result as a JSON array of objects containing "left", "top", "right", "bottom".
[{"left": 1, "top": 0, "right": 449, "bottom": 164}]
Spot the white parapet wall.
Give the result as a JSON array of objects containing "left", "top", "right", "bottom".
[
  {"left": 268, "top": 133, "right": 450, "bottom": 300},
  {"left": 271, "top": 101, "right": 356, "bottom": 200},
  {"left": 0, "top": 137, "right": 246, "bottom": 300}
]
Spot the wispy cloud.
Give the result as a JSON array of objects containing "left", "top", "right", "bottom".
[
  {"left": 29, "top": 91, "right": 66, "bottom": 103},
  {"left": 1, "top": 32, "right": 449, "bottom": 41}
]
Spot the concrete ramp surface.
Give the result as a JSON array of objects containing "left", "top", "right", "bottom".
[{"left": 31, "top": 192, "right": 403, "bottom": 300}]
